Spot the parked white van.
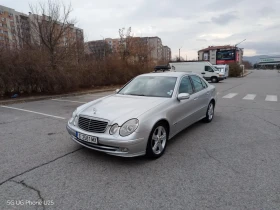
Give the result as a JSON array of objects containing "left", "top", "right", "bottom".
[
  {"left": 213, "top": 64, "right": 229, "bottom": 79},
  {"left": 168, "top": 61, "right": 223, "bottom": 83}
]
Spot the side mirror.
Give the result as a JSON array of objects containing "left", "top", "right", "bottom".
[
  {"left": 177, "top": 93, "right": 190, "bottom": 101},
  {"left": 115, "top": 89, "right": 120, "bottom": 93}
]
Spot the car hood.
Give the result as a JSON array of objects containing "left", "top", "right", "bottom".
[{"left": 77, "top": 94, "right": 168, "bottom": 124}]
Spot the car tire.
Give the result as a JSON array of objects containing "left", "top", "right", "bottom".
[
  {"left": 146, "top": 122, "right": 168, "bottom": 159},
  {"left": 211, "top": 77, "right": 219, "bottom": 83},
  {"left": 204, "top": 101, "right": 215, "bottom": 123}
]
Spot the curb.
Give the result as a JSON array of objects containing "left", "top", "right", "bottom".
[{"left": 0, "top": 88, "right": 118, "bottom": 105}]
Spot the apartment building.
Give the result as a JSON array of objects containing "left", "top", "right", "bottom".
[
  {"left": 86, "top": 36, "right": 171, "bottom": 62},
  {"left": 162, "top": 46, "right": 171, "bottom": 61},
  {"left": 27, "top": 13, "right": 83, "bottom": 48},
  {"left": 105, "top": 38, "right": 123, "bottom": 53},
  {"left": 0, "top": 5, "right": 83, "bottom": 49},
  {"left": 141, "top": 36, "right": 163, "bottom": 61},
  {"left": 85, "top": 40, "right": 109, "bottom": 58},
  {"left": 0, "top": 5, "right": 21, "bottom": 48}
]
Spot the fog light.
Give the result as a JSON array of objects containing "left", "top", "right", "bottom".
[
  {"left": 109, "top": 124, "right": 119, "bottom": 135},
  {"left": 120, "top": 148, "right": 128, "bottom": 152}
]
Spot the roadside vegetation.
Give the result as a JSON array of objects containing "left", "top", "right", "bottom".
[
  {"left": 229, "top": 62, "right": 243, "bottom": 77},
  {"left": 0, "top": 1, "right": 163, "bottom": 97}
]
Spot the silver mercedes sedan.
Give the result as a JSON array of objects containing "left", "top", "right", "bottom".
[{"left": 66, "top": 72, "right": 217, "bottom": 158}]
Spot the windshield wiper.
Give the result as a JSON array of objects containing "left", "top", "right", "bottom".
[{"left": 128, "top": 93, "right": 146, "bottom": 96}]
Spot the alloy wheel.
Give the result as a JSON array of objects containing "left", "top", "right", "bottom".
[
  {"left": 208, "top": 103, "right": 214, "bottom": 120},
  {"left": 151, "top": 126, "right": 167, "bottom": 155}
]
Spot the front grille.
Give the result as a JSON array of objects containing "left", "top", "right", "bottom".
[{"left": 78, "top": 116, "right": 108, "bottom": 133}]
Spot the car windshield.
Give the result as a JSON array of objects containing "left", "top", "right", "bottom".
[{"left": 118, "top": 76, "right": 177, "bottom": 98}]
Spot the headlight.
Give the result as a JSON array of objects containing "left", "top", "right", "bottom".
[
  {"left": 70, "top": 109, "right": 77, "bottom": 124},
  {"left": 109, "top": 124, "right": 119, "bottom": 135},
  {"left": 73, "top": 116, "right": 78, "bottom": 126},
  {"left": 119, "top": 119, "right": 139, "bottom": 137}
]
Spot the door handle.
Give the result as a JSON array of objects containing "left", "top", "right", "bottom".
[
  {"left": 206, "top": 91, "right": 210, "bottom": 95},
  {"left": 201, "top": 72, "right": 205, "bottom": 74},
  {"left": 194, "top": 97, "right": 198, "bottom": 100}
]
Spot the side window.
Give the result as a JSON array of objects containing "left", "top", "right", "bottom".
[
  {"left": 179, "top": 77, "right": 193, "bottom": 94},
  {"left": 200, "top": 78, "right": 208, "bottom": 88},
  {"left": 190, "top": 75, "right": 204, "bottom": 92},
  {"left": 205, "top": 66, "right": 214, "bottom": 72}
]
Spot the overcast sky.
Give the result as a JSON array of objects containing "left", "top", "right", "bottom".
[{"left": 2, "top": 0, "right": 280, "bottom": 59}]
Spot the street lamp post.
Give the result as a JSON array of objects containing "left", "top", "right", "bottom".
[
  {"left": 179, "top": 46, "right": 183, "bottom": 61},
  {"left": 179, "top": 48, "right": 181, "bottom": 61}
]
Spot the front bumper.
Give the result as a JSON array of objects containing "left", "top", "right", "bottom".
[{"left": 66, "top": 122, "right": 147, "bottom": 157}]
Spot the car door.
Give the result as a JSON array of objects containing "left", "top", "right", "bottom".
[
  {"left": 172, "top": 76, "right": 198, "bottom": 133},
  {"left": 199, "top": 77, "right": 211, "bottom": 114},
  {"left": 202, "top": 66, "right": 214, "bottom": 81},
  {"left": 189, "top": 75, "right": 210, "bottom": 119}
]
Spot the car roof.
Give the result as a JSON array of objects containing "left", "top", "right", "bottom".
[{"left": 140, "top": 71, "right": 192, "bottom": 77}]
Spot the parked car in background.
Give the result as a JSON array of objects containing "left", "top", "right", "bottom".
[
  {"left": 66, "top": 72, "right": 217, "bottom": 158},
  {"left": 169, "top": 61, "right": 223, "bottom": 83},
  {"left": 213, "top": 64, "right": 229, "bottom": 79}
]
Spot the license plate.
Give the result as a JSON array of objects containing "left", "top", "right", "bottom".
[{"left": 76, "top": 132, "right": 98, "bottom": 144}]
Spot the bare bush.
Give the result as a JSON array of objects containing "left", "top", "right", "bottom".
[{"left": 229, "top": 62, "right": 242, "bottom": 77}]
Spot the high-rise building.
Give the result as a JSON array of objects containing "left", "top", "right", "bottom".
[
  {"left": 0, "top": 5, "right": 83, "bottom": 49},
  {"left": 141, "top": 36, "right": 163, "bottom": 61},
  {"left": 0, "top": 5, "right": 23, "bottom": 49},
  {"left": 86, "top": 36, "right": 171, "bottom": 62},
  {"left": 162, "top": 46, "right": 171, "bottom": 61}
]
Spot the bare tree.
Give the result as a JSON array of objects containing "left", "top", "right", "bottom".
[
  {"left": 118, "top": 27, "right": 155, "bottom": 68},
  {"left": 29, "top": 0, "right": 77, "bottom": 70},
  {"left": 242, "top": 60, "right": 253, "bottom": 69}
]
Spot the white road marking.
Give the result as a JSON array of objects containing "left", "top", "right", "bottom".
[
  {"left": 265, "top": 95, "right": 278, "bottom": 102},
  {"left": 52, "top": 99, "right": 86, "bottom": 104},
  {"left": 243, "top": 94, "right": 256, "bottom": 100},
  {"left": 222, "top": 93, "right": 238, "bottom": 98},
  {"left": 1, "top": 106, "right": 66, "bottom": 119}
]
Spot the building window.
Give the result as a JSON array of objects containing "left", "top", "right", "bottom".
[
  {"left": 216, "top": 50, "right": 235, "bottom": 61},
  {"left": 1, "top": 17, "right": 6, "bottom": 21}
]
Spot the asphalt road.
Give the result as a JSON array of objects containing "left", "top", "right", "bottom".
[{"left": 0, "top": 70, "right": 280, "bottom": 210}]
